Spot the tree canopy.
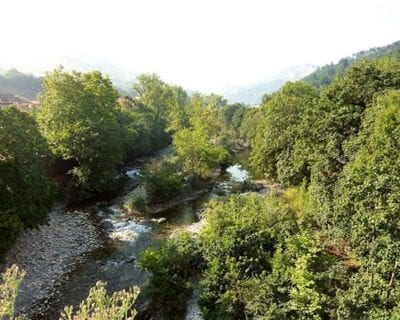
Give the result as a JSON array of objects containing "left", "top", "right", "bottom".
[{"left": 37, "top": 68, "right": 124, "bottom": 194}]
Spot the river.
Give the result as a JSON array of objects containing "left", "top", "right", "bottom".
[{"left": 5, "top": 149, "right": 255, "bottom": 320}]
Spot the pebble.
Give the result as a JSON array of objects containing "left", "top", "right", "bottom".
[{"left": 3, "top": 206, "right": 103, "bottom": 317}]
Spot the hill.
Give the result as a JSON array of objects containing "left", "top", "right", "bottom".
[
  {"left": 0, "top": 69, "right": 43, "bottom": 100},
  {"left": 223, "top": 65, "right": 317, "bottom": 105},
  {"left": 303, "top": 40, "right": 400, "bottom": 88}
]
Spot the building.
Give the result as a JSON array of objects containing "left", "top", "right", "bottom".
[{"left": 0, "top": 93, "right": 39, "bottom": 111}]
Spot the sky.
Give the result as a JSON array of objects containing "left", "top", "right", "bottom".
[{"left": 1, "top": 0, "right": 399, "bottom": 92}]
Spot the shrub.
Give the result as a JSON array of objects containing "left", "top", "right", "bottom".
[
  {"left": 125, "top": 195, "right": 147, "bottom": 215},
  {"left": 0, "top": 265, "right": 139, "bottom": 320},
  {"left": 0, "top": 265, "right": 25, "bottom": 319},
  {"left": 61, "top": 281, "right": 139, "bottom": 320},
  {"left": 138, "top": 232, "right": 203, "bottom": 319},
  {"left": 142, "top": 159, "right": 185, "bottom": 204}
]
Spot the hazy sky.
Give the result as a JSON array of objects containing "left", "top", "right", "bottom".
[{"left": 1, "top": 0, "right": 399, "bottom": 91}]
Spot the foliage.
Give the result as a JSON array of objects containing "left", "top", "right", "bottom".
[
  {"left": 142, "top": 159, "right": 185, "bottom": 204},
  {"left": 250, "top": 81, "right": 318, "bottom": 185},
  {"left": 283, "top": 181, "right": 315, "bottom": 224},
  {"left": 238, "top": 107, "right": 262, "bottom": 144},
  {"left": 173, "top": 95, "right": 230, "bottom": 177},
  {"left": 61, "top": 281, "right": 139, "bottom": 320},
  {"left": 0, "top": 265, "right": 139, "bottom": 320},
  {"left": 0, "top": 265, "right": 25, "bottom": 319},
  {"left": 132, "top": 73, "right": 188, "bottom": 136},
  {"left": 125, "top": 195, "right": 147, "bottom": 215},
  {"left": 330, "top": 90, "right": 400, "bottom": 317},
  {"left": 199, "top": 195, "right": 299, "bottom": 319},
  {"left": 0, "top": 107, "right": 53, "bottom": 258},
  {"left": 37, "top": 68, "right": 124, "bottom": 195},
  {"left": 138, "top": 232, "right": 203, "bottom": 319}
]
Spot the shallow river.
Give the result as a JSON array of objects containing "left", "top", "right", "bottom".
[{"left": 5, "top": 149, "right": 250, "bottom": 320}]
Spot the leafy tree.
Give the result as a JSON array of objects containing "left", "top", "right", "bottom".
[
  {"left": 250, "top": 82, "right": 318, "bottom": 185},
  {"left": 331, "top": 90, "right": 400, "bottom": 317},
  {"left": 142, "top": 158, "right": 185, "bottom": 204},
  {"left": 132, "top": 73, "right": 188, "bottom": 138},
  {"left": 0, "top": 106, "right": 53, "bottom": 257},
  {"left": 173, "top": 94, "right": 230, "bottom": 177},
  {"left": 139, "top": 232, "right": 203, "bottom": 320},
  {"left": 37, "top": 68, "right": 124, "bottom": 195},
  {"left": 199, "top": 195, "right": 299, "bottom": 319},
  {"left": 118, "top": 96, "right": 164, "bottom": 158},
  {"left": 238, "top": 107, "right": 262, "bottom": 145}
]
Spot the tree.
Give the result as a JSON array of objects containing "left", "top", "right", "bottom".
[
  {"left": 250, "top": 82, "right": 318, "bottom": 185},
  {"left": 331, "top": 90, "right": 400, "bottom": 317},
  {"left": 0, "top": 106, "right": 53, "bottom": 257},
  {"left": 199, "top": 195, "right": 299, "bottom": 319},
  {"left": 139, "top": 233, "right": 202, "bottom": 319},
  {"left": 173, "top": 94, "right": 230, "bottom": 177},
  {"left": 37, "top": 68, "right": 124, "bottom": 195}
]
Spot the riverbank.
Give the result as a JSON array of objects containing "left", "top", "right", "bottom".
[
  {"left": 4, "top": 146, "right": 264, "bottom": 320},
  {"left": 4, "top": 206, "right": 104, "bottom": 317}
]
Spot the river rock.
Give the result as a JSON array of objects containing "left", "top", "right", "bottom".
[
  {"left": 151, "top": 217, "right": 167, "bottom": 224},
  {"left": 3, "top": 206, "right": 103, "bottom": 318},
  {"left": 251, "top": 182, "right": 264, "bottom": 192}
]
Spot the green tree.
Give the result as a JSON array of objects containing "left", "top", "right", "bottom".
[
  {"left": 142, "top": 159, "right": 185, "bottom": 204},
  {"left": 0, "top": 107, "right": 53, "bottom": 257},
  {"left": 250, "top": 82, "right": 318, "bottom": 185},
  {"left": 173, "top": 94, "right": 230, "bottom": 177},
  {"left": 199, "top": 195, "right": 299, "bottom": 319},
  {"left": 37, "top": 68, "right": 124, "bottom": 195},
  {"left": 139, "top": 232, "right": 203, "bottom": 320},
  {"left": 132, "top": 73, "right": 188, "bottom": 138},
  {"left": 332, "top": 90, "right": 400, "bottom": 317}
]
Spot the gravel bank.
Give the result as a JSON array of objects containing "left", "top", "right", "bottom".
[{"left": 4, "top": 206, "right": 103, "bottom": 318}]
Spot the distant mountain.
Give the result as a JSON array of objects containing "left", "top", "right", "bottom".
[
  {"left": 0, "top": 69, "right": 43, "bottom": 100},
  {"left": 303, "top": 40, "right": 400, "bottom": 88},
  {"left": 223, "top": 65, "right": 317, "bottom": 105}
]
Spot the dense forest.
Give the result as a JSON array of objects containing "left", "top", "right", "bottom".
[{"left": 1, "top": 46, "right": 400, "bottom": 320}]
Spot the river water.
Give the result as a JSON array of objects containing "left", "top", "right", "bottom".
[{"left": 5, "top": 150, "right": 252, "bottom": 320}]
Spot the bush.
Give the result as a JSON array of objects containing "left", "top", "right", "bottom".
[
  {"left": 138, "top": 232, "right": 203, "bottom": 319},
  {"left": 199, "top": 194, "right": 299, "bottom": 319},
  {"left": 125, "top": 195, "right": 147, "bottom": 215},
  {"left": 142, "top": 159, "right": 185, "bottom": 204},
  {"left": 0, "top": 265, "right": 25, "bottom": 319},
  {"left": 0, "top": 265, "right": 139, "bottom": 320},
  {"left": 61, "top": 281, "right": 139, "bottom": 320}
]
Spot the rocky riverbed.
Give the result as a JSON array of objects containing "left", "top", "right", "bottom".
[{"left": 4, "top": 206, "right": 103, "bottom": 317}]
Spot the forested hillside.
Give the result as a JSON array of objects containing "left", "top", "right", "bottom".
[
  {"left": 303, "top": 40, "right": 400, "bottom": 88},
  {"left": 0, "top": 69, "right": 43, "bottom": 99}
]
